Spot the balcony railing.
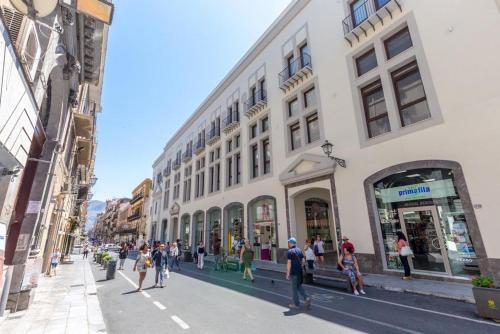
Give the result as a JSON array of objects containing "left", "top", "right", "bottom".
[
  {"left": 182, "top": 149, "right": 193, "bottom": 163},
  {"left": 194, "top": 139, "right": 205, "bottom": 155},
  {"left": 244, "top": 89, "right": 267, "bottom": 118},
  {"left": 342, "top": 0, "right": 401, "bottom": 46},
  {"left": 173, "top": 159, "right": 182, "bottom": 170},
  {"left": 163, "top": 166, "right": 171, "bottom": 177},
  {"left": 206, "top": 126, "right": 221, "bottom": 145},
  {"left": 127, "top": 212, "right": 141, "bottom": 222},
  {"left": 278, "top": 53, "right": 312, "bottom": 91},
  {"left": 222, "top": 112, "right": 240, "bottom": 133},
  {"left": 129, "top": 192, "right": 144, "bottom": 205}
]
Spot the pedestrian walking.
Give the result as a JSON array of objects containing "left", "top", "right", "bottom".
[
  {"left": 286, "top": 238, "right": 311, "bottom": 309},
  {"left": 170, "top": 242, "right": 181, "bottom": 271},
  {"left": 313, "top": 235, "right": 325, "bottom": 268},
  {"left": 197, "top": 241, "right": 205, "bottom": 270},
  {"left": 152, "top": 244, "right": 168, "bottom": 288},
  {"left": 82, "top": 244, "right": 89, "bottom": 259},
  {"left": 240, "top": 239, "right": 254, "bottom": 282},
  {"left": 338, "top": 246, "right": 365, "bottom": 295},
  {"left": 49, "top": 249, "right": 61, "bottom": 276},
  {"left": 118, "top": 243, "right": 128, "bottom": 270},
  {"left": 304, "top": 240, "right": 315, "bottom": 271},
  {"left": 213, "top": 238, "right": 221, "bottom": 271},
  {"left": 133, "top": 244, "right": 151, "bottom": 292},
  {"left": 396, "top": 231, "right": 412, "bottom": 280}
]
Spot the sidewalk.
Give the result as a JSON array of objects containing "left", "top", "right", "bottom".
[
  {"left": 203, "top": 256, "right": 475, "bottom": 303},
  {"left": 0, "top": 257, "right": 106, "bottom": 334}
]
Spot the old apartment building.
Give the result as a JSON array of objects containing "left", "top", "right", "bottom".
[{"left": 149, "top": 0, "right": 500, "bottom": 283}]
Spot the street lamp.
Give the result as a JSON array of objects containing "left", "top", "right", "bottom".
[
  {"left": 90, "top": 175, "right": 98, "bottom": 187},
  {"left": 321, "top": 140, "right": 347, "bottom": 168}
]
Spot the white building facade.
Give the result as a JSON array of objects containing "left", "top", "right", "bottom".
[{"left": 150, "top": 0, "right": 500, "bottom": 283}]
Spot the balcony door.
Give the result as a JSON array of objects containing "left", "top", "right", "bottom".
[{"left": 351, "top": 0, "right": 368, "bottom": 28}]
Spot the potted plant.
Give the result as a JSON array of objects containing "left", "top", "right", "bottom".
[
  {"left": 472, "top": 276, "right": 500, "bottom": 321},
  {"left": 96, "top": 252, "right": 103, "bottom": 264}
]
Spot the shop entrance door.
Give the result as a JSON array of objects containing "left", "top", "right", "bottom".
[{"left": 398, "top": 207, "right": 451, "bottom": 274}]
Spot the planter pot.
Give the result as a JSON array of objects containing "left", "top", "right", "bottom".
[
  {"left": 473, "top": 286, "right": 500, "bottom": 321},
  {"left": 103, "top": 260, "right": 108, "bottom": 269}
]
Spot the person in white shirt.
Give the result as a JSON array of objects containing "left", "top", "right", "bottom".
[
  {"left": 314, "top": 235, "right": 325, "bottom": 268},
  {"left": 50, "top": 249, "right": 62, "bottom": 276},
  {"left": 304, "top": 240, "right": 316, "bottom": 271}
]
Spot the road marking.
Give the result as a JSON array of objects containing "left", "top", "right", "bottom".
[
  {"left": 171, "top": 315, "right": 189, "bottom": 329},
  {"left": 251, "top": 273, "right": 500, "bottom": 328},
  {"left": 117, "top": 269, "right": 190, "bottom": 329},
  {"left": 117, "top": 270, "right": 138, "bottom": 289},
  {"left": 153, "top": 301, "right": 166, "bottom": 310},
  {"left": 181, "top": 268, "right": 421, "bottom": 334}
]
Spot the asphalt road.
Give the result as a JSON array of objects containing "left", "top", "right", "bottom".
[{"left": 90, "top": 258, "right": 500, "bottom": 334}]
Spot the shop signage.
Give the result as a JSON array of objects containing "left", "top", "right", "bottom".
[{"left": 379, "top": 179, "right": 456, "bottom": 203}]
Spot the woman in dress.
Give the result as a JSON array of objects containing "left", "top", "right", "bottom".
[
  {"left": 240, "top": 239, "right": 254, "bottom": 282},
  {"left": 338, "top": 246, "right": 365, "bottom": 295},
  {"left": 133, "top": 244, "right": 151, "bottom": 291},
  {"left": 396, "top": 231, "right": 411, "bottom": 280}
]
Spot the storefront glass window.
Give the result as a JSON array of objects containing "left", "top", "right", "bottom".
[
  {"left": 194, "top": 213, "right": 204, "bottom": 249},
  {"left": 251, "top": 198, "right": 277, "bottom": 262},
  {"left": 373, "top": 168, "right": 478, "bottom": 276},
  {"left": 305, "top": 199, "right": 335, "bottom": 253},
  {"left": 181, "top": 215, "right": 190, "bottom": 251},
  {"left": 227, "top": 205, "right": 244, "bottom": 256},
  {"left": 208, "top": 209, "right": 221, "bottom": 254}
]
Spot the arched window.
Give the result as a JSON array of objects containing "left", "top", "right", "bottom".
[
  {"left": 206, "top": 207, "right": 221, "bottom": 254},
  {"left": 248, "top": 196, "right": 277, "bottom": 262}
]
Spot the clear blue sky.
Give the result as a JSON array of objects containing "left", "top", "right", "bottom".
[{"left": 92, "top": 0, "right": 292, "bottom": 201}]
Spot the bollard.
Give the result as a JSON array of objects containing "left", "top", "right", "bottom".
[{"left": 106, "top": 259, "right": 117, "bottom": 280}]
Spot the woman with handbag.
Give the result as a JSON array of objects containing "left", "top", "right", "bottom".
[
  {"left": 396, "top": 231, "right": 412, "bottom": 280},
  {"left": 133, "top": 244, "right": 151, "bottom": 291}
]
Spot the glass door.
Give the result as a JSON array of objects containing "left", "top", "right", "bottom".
[{"left": 398, "top": 206, "right": 451, "bottom": 274}]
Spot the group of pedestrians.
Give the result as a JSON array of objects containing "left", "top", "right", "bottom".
[{"left": 132, "top": 239, "right": 183, "bottom": 291}]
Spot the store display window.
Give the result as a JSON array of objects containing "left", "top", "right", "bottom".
[{"left": 373, "top": 168, "right": 478, "bottom": 276}]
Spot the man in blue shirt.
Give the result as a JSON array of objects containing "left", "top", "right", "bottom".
[
  {"left": 152, "top": 244, "right": 168, "bottom": 288},
  {"left": 286, "top": 237, "right": 311, "bottom": 309}
]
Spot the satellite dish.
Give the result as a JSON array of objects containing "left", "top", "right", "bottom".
[{"left": 10, "top": 0, "right": 58, "bottom": 18}]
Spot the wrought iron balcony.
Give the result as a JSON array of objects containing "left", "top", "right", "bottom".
[
  {"left": 127, "top": 212, "right": 141, "bottom": 222},
  {"left": 278, "top": 53, "right": 312, "bottom": 91},
  {"left": 244, "top": 89, "right": 267, "bottom": 118},
  {"left": 173, "top": 158, "right": 182, "bottom": 170},
  {"left": 194, "top": 139, "right": 205, "bottom": 155},
  {"left": 163, "top": 166, "right": 171, "bottom": 177},
  {"left": 129, "top": 192, "right": 144, "bottom": 205},
  {"left": 342, "top": 0, "right": 401, "bottom": 46},
  {"left": 182, "top": 149, "right": 193, "bottom": 163},
  {"left": 222, "top": 112, "right": 240, "bottom": 134},
  {"left": 206, "top": 126, "right": 221, "bottom": 145}
]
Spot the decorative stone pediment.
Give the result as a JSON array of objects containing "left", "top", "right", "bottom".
[
  {"left": 279, "top": 153, "right": 335, "bottom": 185},
  {"left": 170, "top": 202, "right": 180, "bottom": 216}
]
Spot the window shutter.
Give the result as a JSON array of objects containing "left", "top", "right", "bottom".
[{"left": 1, "top": 6, "right": 25, "bottom": 45}]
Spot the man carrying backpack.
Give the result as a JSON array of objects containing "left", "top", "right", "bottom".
[{"left": 286, "top": 237, "right": 311, "bottom": 309}]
